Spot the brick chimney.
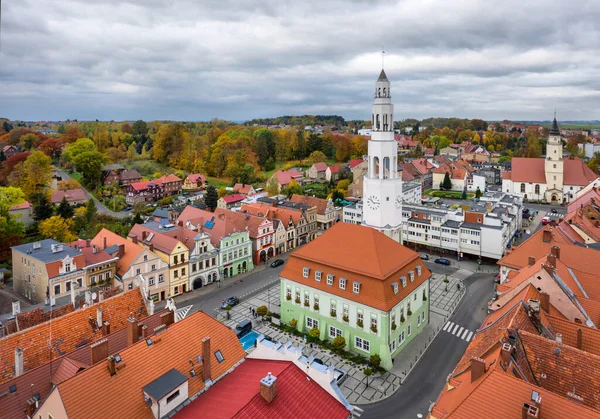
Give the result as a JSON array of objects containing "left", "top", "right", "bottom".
[
  {"left": 260, "top": 372, "right": 278, "bottom": 404},
  {"left": 161, "top": 310, "right": 175, "bottom": 327},
  {"left": 141, "top": 325, "right": 149, "bottom": 339},
  {"left": 539, "top": 292, "right": 550, "bottom": 313},
  {"left": 470, "top": 357, "right": 486, "bottom": 382},
  {"left": 546, "top": 253, "right": 556, "bottom": 269},
  {"left": 86, "top": 239, "right": 91, "bottom": 248},
  {"left": 102, "top": 321, "right": 110, "bottom": 336},
  {"left": 91, "top": 338, "right": 108, "bottom": 364},
  {"left": 522, "top": 403, "right": 540, "bottom": 418},
  {"left": 577, "top": 328, "right": 583, "bottom": 350},
  {"left": 500, "top": 343, "right": 512, "bottom": 365},
  {"left": 14, "top": 347, "right": 23, "bottom": 377},
  {"left": 96, "top": 307, "right": 103, "bottom": 328},
  {"left": 118, "top": 244, "right": 125, "bottom": 258},
  {"left": 126, "top": 316, "right": 138, "bottom": 346},
  {"left": 550, "top": 245, "right": 560, "bottom": 259},
  {"left": 542, "top": 229, "right": 552, "bottom": 243},
  {"left": 201, "top": 337, "right": 211, "bottom": 382},
  {"left": 149, "top": 244, "right": 154, "bottom": 253},
  {"left": 142, "top": 230, "right": 147, "bottom": 241},
  {"left": 103, "top": 236, "right": 107, "bottom": 250},
  {"left": 131, "top": 234, "right": 138, "bottom": 244},
  {"left": 107, "top": 356, "right": 117, "bottom": 376},
  {"left": 528, "top": 256, "right": 536, "bottom": 267}
]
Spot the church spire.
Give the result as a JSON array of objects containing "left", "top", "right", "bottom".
[
  {"left": 550, "top": 110, "right": 560, "bottom": 135},
  {"left": 378, "top": 69, "right": 388, "bottom": 82}
]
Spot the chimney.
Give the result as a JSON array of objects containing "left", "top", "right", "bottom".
[
  {"left": 131, "top": 234, "right": 138, "bottom": 244},
  {"left": 102, "top": 321, "right": 110, "bottom": 336},
  {"left": 522, "top": 403, "right": 540, "bottom": 419},
  {"left": 103, "top": 236, "right": 107, "bottom": 250},
  {"left": 107, "top": 356, "right": 117, "bottom": 376},
  {"left": 26, "top": 398, "right": 37, "bottom": 417},
  {"left": 85, "top": 290, "right": 92, "bottom": 306},
  {"left": 539, "top": 292, "right": 550, "bottom": 313},
  {"left": 577, "top": 328, "right": 583, "bottom": 350},
  {"left": 260, "top": 372, "right": 278, "bottom": 404},
  {"left": 550, "top": 245, "right": 560, "bottom": 259},
  {"left": 141, "top": 325, "right": 149, "bottom": 339},
  {"left": 149, "top": 244, "right": 154, "bottom": 253},
  {"left": 201, "top": 337, "right": 211, "bottom": 382},
  {"left": 528, "top": 256, "right": 536, "bottom": 267},
  {"left": 91, "top": 338, "right": 108, "bottom": 364},
  {"left": 161, "top": 310, "right": 175, "bottom": 327},
  {"left": 556, "top": 333, "right": 562, "bottom": 344},
  {"left": 118, "top": 244, "right": 125, "bottom": 258},
  {"left": 546, "top": 253, "right": 556, "bottom": 269},
  {"left": 86, "top": 239, "right": 91, "bottom": 248},
  {"left": 542, "top": 229, "right": 552, "bottom": 243},
  {"left": 470, "top": 357, "right": 486, "bottom": 382},
  {"left": 127, "top": 316, "right": 138, "bottom": 346},
  {"left": 96, "top": 307, "right": 103, "bottom": 328},
  {"left": 539, "top": 373, "right": 547, "bottom": 388},
  {"left": 500, "top": 343, "right": 512, "bottom": 365},
  {"left": 92, "top": 244, "right": 97, "bottom": 254},
  {"left": 71, "top": 283, "right": 77, "bottom": 308},
  {"left": 178, "top": 220, "right": 183, "bottom": 227},
  {"left": 14, "top": 347, "right": 23, "bottom": 377}
]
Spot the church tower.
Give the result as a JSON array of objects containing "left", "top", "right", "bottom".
[
  {"left": 362, "top": 69, "right": 404, "bottom": 243},
  {"left": 544, "top": 114, "right": 564, "bottom": 203}
]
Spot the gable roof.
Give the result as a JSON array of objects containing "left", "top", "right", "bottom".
[
  {"left": 312, "top": 162, "right": 328, "bottom": 172},
  {"left": 9, "top": 201, "right": 31, "bottom": 210},
  {"left": 50, "top": 188, "right": 86, "bottom": 203},
  {"left": 51, "top": 311, "right": 246, "bottom": 419},
  {"left": 349, "top": 159, "right": 364, "bottom": 169},
  {"left": 157, "top": 173, "right": 182, "bottom": 184},
  {"left": 186, "top": 173, "right": 206, "bottom": 184},
  {"left": 274, "top": 169, "right": 303, "bottom": 186},
  {"left": 214, "top": 208, "right": 270, "bottom": 239},
  {"left": 128, "top": 224, "right": 183, "bottom": 254},
  {"left": 289, "top": 194, "right": 329, "bottom": 215},
  {"left": 221, "top": 193, "right": 246, "bottom": 204},
  {"left": 130, "top": 179, "right": 163, "bottom": 191},
  {"left": 328, "top": 165, "right": 340, "bottom": 173},
  {"left": 91, "top": 228, "right": 143, "bottom": 277},
  {"left": 507, "top": 157, "right": 597, "bottom": 185},
  {"left": 119, "top": 169, "right": 142, "bottom": 181},
  {"left": 233, "top": 184, "right": 255, "bottom": 195},
  {"left": 0, "top": 289, "right": 147, "bottom": 384},
  {"left": 241, "top": 203, "right": 303, "bottom": 226}
]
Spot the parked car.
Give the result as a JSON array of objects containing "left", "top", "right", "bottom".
[
  {"left": 221, "top": 296, "right": 240, "bottom": 309},
  {"left": 420, "top": 253, "right": 430, "bottom": 260},
  {"left": 434, "top": 258, "right": 451, "bottom": 266},
  {"left": 124, "top": 205, "right": 133, "bottom": 211},
  {"left": 551, "top": 208, "right": 558, "bottom": 214},
  {"left": 234, "top": 319, "right": 252, "bottom": 338},
  {"left": 270, "top": 259, "right": 285, "bottom": 268},
  {"left": 542, "top": 216, "right": 550, "bottom": 225}
]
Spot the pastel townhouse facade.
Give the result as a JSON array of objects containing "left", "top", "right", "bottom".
[
  {"left": 12, "top": 239, "right": 86, "bottom": 304},
  {"left": 240, "top": 203, "right": 300, "bottom": 255},
  {"left": 183, "top": 173, "right": 206, "bottom": 190},
  {"left": 290, "top": 194, "right": 336, "bottom": 233},
  {"left": 280, "top": 223, "right": 431, "bottom": 370}
]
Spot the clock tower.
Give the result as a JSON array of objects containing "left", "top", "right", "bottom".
[{"left": 362, "top": 69, "right": 404, "bottom": 243}]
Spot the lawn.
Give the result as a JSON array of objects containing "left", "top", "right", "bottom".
[
  {"left": 205, "top": 176, "right": 230, "bottom": 189},
  {"left": 540, "top": 123, "right": 600, "bottom": 130},
  {"left": 424, "top": 189, "right": 475, "bottom": 199}
]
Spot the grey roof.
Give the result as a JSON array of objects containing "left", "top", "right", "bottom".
[
  {"left": 403, "top": 182, "right": 421, "bottom": 192},
  {"left": 404, "top": 205, "right": 446, "bottom": 216},
  {"left": 152, "top": 208, "right": 170, "bottom": 219},
  {"left": 142, "top": 368, "right": 188, "bottom": 401},
  {"left": 442, "top": 220, "right": 461, "bottom": 228},
  {"left": 12, "top": 239, "right": 81, "bottom": 263},
  {"left": 460, "top": 223, "right": 482, "bottom": 230},
  {"left": 120, "top": 169, "right": 142, "bottom": 181},
  {"left": 101, "top": 164, "right": 125, "bottom": 172},
  {"left": 409, "top": 218, "right": 430, "bottom": 225},
  {"left": 377, "top": 69, "right": 388, "bottom": 82}
]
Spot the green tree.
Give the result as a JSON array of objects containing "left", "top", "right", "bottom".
[
  {"left": 9, "top": 151, "right": 53, "bottom": 199},
  {"left": 3, "top": 121, "right": 13, "bottom": 132},
  {"left": 256, "top": 305, "right": 268, "bottom": 316},
  {"left": 331, "top": 189, "right": 344, "bottom": 202},
  {"left": 57, "top": 196, "right": 74, "bottom": 219},
  {"left": 306, "top": 150, "right": 327, "bottom": 166},
  {"left": 85, "top": 199, "right": 98, "bottom": 223},
  {"left": 369, "top": 354, "right": 381, "bottom": 370},
  {"left": 19, "top": 133, "right": 39, "bottom": 150},
  {"left": 57, "top": 124, "right": 66, "bottom": 134},
  {"left": 286, "top": 180, "right": 304, "bottom": 196},
  {"left": 73, "top": 151, "right": 107, "bottom": 188},
  {"left": 205, "top": 185, "right": 218, "bottom": 211},
  {"left": 132, "top": 120, "right": 149, "bottom": 137},
  {"left": 39, "top": 216, "right": 76, "bottom": 242},
  {"left": 252, "top": 128, "right": 275, "bottom": 168},
  {"left": 308, "top": 327, "right": 320, "bottom": 342},
  {"left": 239, "top": 164, "right": 257, "bottom": 185},
  {"left": 461, "top": 189, "right": 467, "bottom": 200},
  {"left": 364, "top": 368, "right": 373, "bottom": 387},
  {"left": 32, "top": 192, "right": 54, "bottom": 221},
  {"left": 442, "top": 172, "right": 452, "bottom": 190},
  {"left": 0, "top": 186, "right": 25, "bottom": 259},
  {"left": 475, "top": 187, "right": 483, "bottom": 199},
  {"left": 266, "top": 176, "right": 279, "bottom": 196},
  {"left": 62, "top": 138, "right": 96, "bottom": 165},
  {"left": 332, "top": 336, "right": 346, "bottom": 352}
]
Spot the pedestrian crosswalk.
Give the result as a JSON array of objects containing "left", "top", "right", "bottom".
[
  {"left": 453, "top": 269, "right": 473, "bottom": 281},
  {"left": 545, "top": 212, "right": 561, "bottom": 219},
  {"left": 175, "top": 305, "right": 193, "bottom": 322},
  {"left": 443, "top": 321, "right": 474, "bottom": 341}
]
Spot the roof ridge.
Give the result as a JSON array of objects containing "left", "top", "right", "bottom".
[{"left": 444, "top": 365, "right": 497, "bottom": 418}]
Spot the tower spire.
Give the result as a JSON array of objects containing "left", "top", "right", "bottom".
[
  {"left": 550, "top": 110, "right": 560, "bottom": 135},
  {"left": 382, "top": 46, "right": 385, "bottom": 69}
]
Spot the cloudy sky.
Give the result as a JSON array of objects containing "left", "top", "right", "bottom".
[{"left": 1, "top": 0, "right": 599, "bottom": 122}]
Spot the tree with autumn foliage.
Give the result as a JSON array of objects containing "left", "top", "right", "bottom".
[
  {"left": 8, "top": 151, "right": 53, "bottom": 199},
  {"left": 39, "top": 216, "right": 76, "bottom": 242}
]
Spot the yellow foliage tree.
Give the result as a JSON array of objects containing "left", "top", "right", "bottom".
[
  {"left": 38, "top": 216, "right": 76, "bottom": 242},
  {"left": 9, "top": 151, "right": 53, "bottom": 199}
]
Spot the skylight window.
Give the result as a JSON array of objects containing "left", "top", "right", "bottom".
[{"left": 214, "top": 350, "right": 224, "bottom": 363}]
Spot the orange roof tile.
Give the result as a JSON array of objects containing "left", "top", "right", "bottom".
[
  {"left": 91, "top": 228, "right": 143, "bottom": 277},
  {"left": 51, "top": 357, "right": 89, "bottom": 385},
  {"left": 289, "top": 194, "right": 330, "bottom": 215},
  {"left": 53, "top": 311, "right": 246, "bottom": 419},
  {"left": 129, "top": 224, "right": 182, "bottom": 254},
  {"left": 282, "top": 223, "right": 431, "bottom": 311},
  {"left": 241, "top": 203, "right": 302, "bottom": 226},
  {"left": 157, "top": 173, "right": 182, "bottom": 183},
  {"left": 0, "top": 289, "right": 147, "bottom": 384},
  {"left": 547, "top": 315, "right": 600, "bottom": 356}
]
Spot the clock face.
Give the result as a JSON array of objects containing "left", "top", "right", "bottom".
[
  {"left": 395, "top": 195, "right": 403, "bottom": 209},
  {"left": 367, "top": 195, "right": 380, "bottom": 210}
]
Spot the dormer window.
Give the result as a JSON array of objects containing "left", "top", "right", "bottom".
[
  {"left": 392, "top": 282, "right": 399, "bottom": 295},
  {"left": 353, "top": 282, "right": 361, "bottom": 294},
  {"left": 409, "top": 271, "right": 414, "bottom": 282},
  {"left": 339, "top": 277, "right": 347, "bottom": 290},
  {"left": 326, "top": 274, "right": 334, "bottom": 285},
  {"left": 214, "top": 350, "right": 224, "bottom": 363},
  {"left": 315, "top": 270, "right": 322, "bottom": 282},
  {"left": 65, "top": 263, "right": 71, "bottom": 273},
  {"left": 401, "top": 276, "right": 407, "bottom": 288},
  {"left": 416, "top": 265, "right": 422, "bottom": 276},
  {"left": 303, "top": 267, "right": 310, "bottom": 278}
]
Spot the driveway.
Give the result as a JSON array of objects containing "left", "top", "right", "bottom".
[{"left": 54, "top": 168, "right": 131, "bottom": 219}]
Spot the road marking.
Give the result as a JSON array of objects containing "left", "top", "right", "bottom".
[
  {"left": 466, "top": 331, "right": 474, "bottom": 341},
  {"left": 443, "top": 321, "right": 453, "bottom": 331},
  {"left": 461, "top": 329, "right": 469, "bottom": 340},
  {"left": 452, "top": 324, "right": 460, "bottom": 334},
  {"left": 456, "top": 326, "right": 464, "bottom": 336}
]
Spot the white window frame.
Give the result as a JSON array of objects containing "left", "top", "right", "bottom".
[
  {"left": 353, "top": 282, "right": 360, "bottom": 294},
  {"left": 327, "top": 274, "right": 334, "bottom": 286},
  {"left": 392, "top": 282, "right": 398, "bottom": 294},
  {"left": 399, "top": 330, "right": 405, "bottom": 345},
  {"left": 389, "top": 338, "right": 396, "bottom": 353},
  {"left": 329, "top": 326, "right": 342, "bottom": 339},
  {"left": 303, "top": 267, "right": 310, "bottom": 278},
  {"left": 408, "top": 324, "right": 412, "bottom": 336},
  {"left": 339, "top": 277, "right": 347, "bottom": 290},
  {"left": 54, "top": 283, "right": 61, "bottom": 295},
  {"left": 315, "top": 270, "right": 322, "bottom": 282},
  {"left": 401, "top": 276, "right": 407, "bottom": 288},
  {"left": 416, "top": 265, "right": 422, "bottom": 276},
  {"left": 306, "top": 317, "right": 319, "bottom": 329},
  {"left": 355, "top": 336, "right": 370, "bottom": 353},
  {"left": 409, "top": 271, "right": 414, "bottom": 282}
]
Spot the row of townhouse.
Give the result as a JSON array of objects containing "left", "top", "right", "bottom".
[{"left": 126, "top": 174, "right": 184, "bottom": 204}]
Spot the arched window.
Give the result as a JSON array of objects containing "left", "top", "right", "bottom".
[
  {"left": 535, "top": 184, "right": 540, "bottom": 194},
  {"left": 383, "top": 87, "right": 387, "bottom": 97},
  {"left": 378, "top": 87, "right": 381, "bottom": 97},
  {"left": 373, "top": 157, "right": 380, "bottom": 178},
  {"left": 383, "top": 157, "right": 390, "bottom": 179},
  {"left": 376, "top": 114, "right": 380, "bottom": 131},
  {"left": 520, "top": 183, "right": 526, "bottom": 193},
  {"left": 392, "top": 156, "right": 397, "bottom": 178}
]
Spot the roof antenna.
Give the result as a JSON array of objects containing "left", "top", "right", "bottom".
[{"left": 381, "top": 46, "right": 385, "bottom": 69}]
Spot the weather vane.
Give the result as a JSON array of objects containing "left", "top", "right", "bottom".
[{"left": 382, "top": 46, "right": 385, "bottom": 69}]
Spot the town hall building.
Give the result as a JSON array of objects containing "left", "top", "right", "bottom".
[{"left": 502, "top": 116, "right": 597, "bottom": 203}]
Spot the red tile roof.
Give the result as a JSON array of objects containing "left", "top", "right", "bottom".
[
  {"left": 349, "top": 159, "right": 364, "bottom": 169},
  {"left": 51, "top": 311, "right": 246, "bottom": 419},
  {"left": 186, "top": 173, "right": 206, "bottom": 184},
  {"left": 0, "top": 289, "right": 147, "bottom": 384},
  {"left": 547, "top": 315, "right": 600, "bottom": 356},
  {"left": 177, "top": 359, "right": 349, "bottom": 419},
  {"left": 508, "top": 157, "right": 597, "bottom": 185},
  {"left": 289, "top": 194, "right": 329, "bottom": 215},
  {"left": 130, "top": 179, "right": 163, "bottom": 191},
  {"left": 9, "top": 201, "right": 31, "bottom": 210},
  {"left": 221, "top": 193, "right": 246, "bottom": 204},
  {"left": 129, "top": 224, "right": 182, "bottom": 254},
  {"left": 233, "top": 184, "right": 255, "bottom": 195},
  {"left": 312, "top": 162, "right": 328, "bottom": 172},
  {"left": 50, "top": 188, "right": 86, "bottom": 203},
  {"left": 328, "top": 165, "right": 340, "bottom": 173},
  {"left": 91, "top": 228, "right": 143, "bottom": 277},
  {"left": 274, "top": 169, "right": 303, "bottom": 186},
  {"left": 157, "top": 173, "right": 182, "bottom": 184}
]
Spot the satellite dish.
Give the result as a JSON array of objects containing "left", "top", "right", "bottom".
[
  {"left": 526, "top": 230, "right": 531, "bottom": 235},
  {"left": 91, "top": 292, "right": 97, "bottom": 301}
]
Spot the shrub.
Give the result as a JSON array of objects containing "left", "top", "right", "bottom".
[
  {"left": 332, "top": 336, "right": 346, "bottom": 352},
  {"left": 224, "top": 305, "right": 232, "bottom": 311},
  {"left": 364, "top": 368, "right": 373, "bottom": 387},
  {"left": 401, "top": 315, "right": 405, "bottom": 323},
  {"left": 308, "top": 327, "right": 320, "bottom": 342},
  {"left": 256, "top": 305, "right": 268, "bottom": 316},
  {"left": 369, "top": 354, "right": 382, "bottom": 370},
  {"left": 271, "top": 312, "right": 281, "bottom": 319},
  {"left": 313, "top": 303, "right": 320, "bottom": 310},
  {"left": 342, "top": 315, "right": 349, "bottom": 323},
  {"left": 423, "top": 295, "right": 427, "bottom": 301},
  {"left": 286, "top": 294, "right": 291, "bottom": 301},
  {"left": 407, "top": 309, "right": 413, "bottom": 316},
  {"left": 290, "top": 318, "right": 298, "bottom": 328},
  {"left": 357, "top": 320, "right": 363, "bottom": 328},
  {"left": 330, "top": 309, "right": 336, "bottom": 317},
  {"left": 443, "top": 278, "right": 450, "bottom": 283},
  {"left": 391, "top": 322, "right": 397, "bottom": 331}
]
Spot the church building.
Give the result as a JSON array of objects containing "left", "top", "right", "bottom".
[
  {"left": 362, "top": 69, "right": 404, "bottom": 243},
  {"left": 502, "top": 116, "right": 597, "bottom": 203}
]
